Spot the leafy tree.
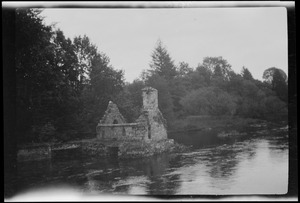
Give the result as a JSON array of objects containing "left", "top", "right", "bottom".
[
  {"left": 225, "top": 73, "right": 244, "bottom": 95},
  {"left": 90, "top": 53, "right": 124, "bottom": 99},
  {"left": 15, "top": 9, "right": 126, "bottom": 143},
  {"left": 213, "top": 65, "right": 223, "bottom": 77},
  {"left": 261, "top": 95, "right": 288, "bottom": 120},
  {"left": 79, "top": 52, "right": 124, "bottom": 135},
  {"left": 53, "top": 29, "right": 79, "bottom": 89},
  {"left": 114, "top": 80, "right": 145, "bottom": 122},
  {"left": 262, "top": 67, "right": 288, "bottom": 103},
  {"left": 15, "top": 8, "right": 57, "bottom": 143},
  {"left": 202, "top": 56, "right": 232, "bottom": 80},
  {"left": 272, "top": 69, "right": 288, "bottom": 103},
  {"left": 187, "top": 64, "right": 212, "bottom": 89},
  {"left": 180, "top": 87, "right": 237, "bottom": 116},
  {"left": 226, "top": 77, "right": 267, "bottom": 118},
  {"left": 177, "top": 61, "right": 193, "bottom": 77},
  {"left": 126, "top": 80, "right": 145, "bottom": 108},
  {"left": 263, "top": 67, "right": 287, "bottom": 86},
  {"left": 73, "top": 35, "right": 98, "bottom": 90}
]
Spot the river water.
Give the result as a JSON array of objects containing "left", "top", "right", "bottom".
[{"left": 7, "top": 124, "right": 288, "bottom": 198}]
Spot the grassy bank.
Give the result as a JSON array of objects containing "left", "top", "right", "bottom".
[{"left": 168, "top": 115, "right": 284, "bottom": 133}]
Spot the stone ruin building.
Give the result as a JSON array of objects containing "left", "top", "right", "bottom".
[{"left": 96, "top": 87, "right": 168, "bottom": 142}]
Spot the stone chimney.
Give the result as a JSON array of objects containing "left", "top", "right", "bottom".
[
  {"left": 142, "top": 87, "right": 158, "bottom": 111},
  {"left": 139, "top": 87, "right": 167, "bottom": 141}
]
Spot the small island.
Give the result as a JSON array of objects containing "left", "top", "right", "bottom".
[
  {"left": 17, "top": 87, "right": 187, "bottom": 161},
  {"left": 83, "top": 86, "right": 186, "bottom": 159}
]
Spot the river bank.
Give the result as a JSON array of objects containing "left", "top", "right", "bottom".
[
  {"left": 17, "top": 138, "right": 190, "bottom": 162},
  {"left": 6, "top": 125, "right": 289, "bottom": 198},
  {"left": 168, "top": 115, "right": 287, "bottom": 133},
  {"left": 168, "top": 116, "right": 288, "bottom": 149},
  {"left": 17, "top": 116, "right": 287, "bottom": 162}
]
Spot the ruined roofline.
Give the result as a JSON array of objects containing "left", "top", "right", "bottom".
[
  {"left": 142, "top": 86, "right": 157, "bottom": 92},
  {"left": 97, "top": 123, "right": 139, "bottom": 127},
  {"left": 96, "top": 86, "right": 168, "bottom": 142},
  {"left": 99, "top": 100, "right": 127, "bottom": 124}
]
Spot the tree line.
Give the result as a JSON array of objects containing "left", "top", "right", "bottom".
[
  {"left": 120, "top": 41, "right": 288, "bottom": 126},
  {"left": 15, "top": 9, "right": 288, "bottom": 144}
]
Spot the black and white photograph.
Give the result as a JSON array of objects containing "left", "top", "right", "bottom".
[{"left": 3, "top": 1, "right": 297, "bottom": 201}]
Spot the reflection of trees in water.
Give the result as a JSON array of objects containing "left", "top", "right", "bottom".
[
  {"left": 205, "top": 148, "right": 239, "bottom": 180},
  {"left": 147, "top": 174, "right": 181, "bottom": 195},
  {"left": 203, "top": 141, "right": 258, "bottom": 181},
  {"left": 240, "top": 140, "right": 258, "bottom": 160},
  {"left": 267, "top": 134, "right": 288, "bottom": 149},
  {"left": 266, "top": 135, "right": 288, "bottom": 161}
]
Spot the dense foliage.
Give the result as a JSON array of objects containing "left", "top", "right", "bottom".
[
  {"left": 121, "top": 40, "right": 288, "bottom": 125},
  {"left": 15, "top": 9, "right": 123, "bottom": 143},
  {"left": 15, "top": 9, "right": 288, "bottom": 144}
]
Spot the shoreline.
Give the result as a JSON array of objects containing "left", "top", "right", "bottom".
[{"left": 16, "top": 116, "right": 287, "bottom": 162}]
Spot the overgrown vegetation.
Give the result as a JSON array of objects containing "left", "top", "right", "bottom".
[{"left": 15, "top": 9, "right": 288, "bottom": 144}]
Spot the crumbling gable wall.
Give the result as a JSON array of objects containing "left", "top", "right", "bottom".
[
  {"left": 96, "top": 101, "right": 127, "bottom": 140},
  {"left": 99, "top": 101, "right": 126, "bottom": 125}
]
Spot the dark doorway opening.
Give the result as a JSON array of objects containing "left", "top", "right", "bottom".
[{"left": 148, "top": 125, "right": 151, "bottom": 139}]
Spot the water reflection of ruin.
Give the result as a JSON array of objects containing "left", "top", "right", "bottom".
[
  {"left": 122, "top": 154, "right": 182, "bottom": 195},
  {"left": 83, "top": 154, "right": 182, "bottom": 195}
]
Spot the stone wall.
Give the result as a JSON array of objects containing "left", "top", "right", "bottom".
[
  {"left": 96, "top": 101, "right": 127, "bottom": 140},
  {"left": 97, "top": 124, "right": 147, "bottom": 141},
  {"left": 17, "top": 143, "right": 82, "bottom": 162}
]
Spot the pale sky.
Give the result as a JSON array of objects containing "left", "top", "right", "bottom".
[{"left": 41, "top": 7, "right": 288, "bottom": 83}]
